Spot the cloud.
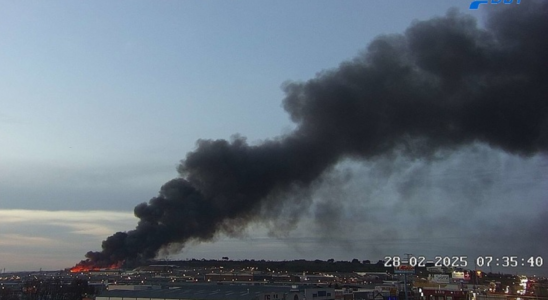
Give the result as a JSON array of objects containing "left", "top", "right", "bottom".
[
  {"left": 0, "top": 234, "right": 57, "bottom": 247},
  {"left": 0, "top": 209, "right": 138, "bottom": 271},
  {"left": 0, "top": 209, "right": 135, "bottom": 237}
]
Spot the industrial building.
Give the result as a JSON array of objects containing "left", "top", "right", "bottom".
[
  {"left": 97, "top": 284, "right": 335, "bottom": 300},
  {"left": 205, "top": 272, "right": 299, "bottom": 283}
]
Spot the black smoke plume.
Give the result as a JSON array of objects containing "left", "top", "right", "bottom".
[{"left": 76, "top": 2, "right": 547, "bottom": 268}]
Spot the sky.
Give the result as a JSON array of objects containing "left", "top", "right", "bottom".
[{"left": 1, "top": 0, "right": 546, "bottom": 276}]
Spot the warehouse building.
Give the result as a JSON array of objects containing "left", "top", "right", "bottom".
[{"left": 97, "top": 284, "right": 335, "bottom": 300}]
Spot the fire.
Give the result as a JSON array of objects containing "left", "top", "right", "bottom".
[{"left": 69, "top": 261, "right": 123, "bottom": 273}]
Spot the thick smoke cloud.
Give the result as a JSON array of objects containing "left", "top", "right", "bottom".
[{"left": 77, "top": 2, "right": 547, "bottom": 268}]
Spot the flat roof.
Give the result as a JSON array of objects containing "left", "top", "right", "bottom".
[
  {"left": 98, "top": 283, "right": 336, "bottom": 300},
  {"left": 101, "top": 284, "right": 282, "bottom": 300}
]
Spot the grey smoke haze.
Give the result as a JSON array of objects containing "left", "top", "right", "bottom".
[
  {"left": 295, "top": 146, "right": 547, "bottom": 260},
  {"left": 78, "top": 2, "right": 547, "bottom": 268}
]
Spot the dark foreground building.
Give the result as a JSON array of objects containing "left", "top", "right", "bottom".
[{"left": 97, "top": 284, "right": 335, "bottom": 300}]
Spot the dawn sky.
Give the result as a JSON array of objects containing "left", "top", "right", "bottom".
[{"left": 1, "top": 0, "right": 546, "bottom": 276}]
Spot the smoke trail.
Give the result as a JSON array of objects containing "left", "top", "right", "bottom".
[{"left": 76, "top": 2, "right": 547, "bottom": 268}]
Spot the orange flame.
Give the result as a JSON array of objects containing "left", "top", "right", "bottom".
[{"left": 69, "top": 261, "right": 123, "bottom": 273}]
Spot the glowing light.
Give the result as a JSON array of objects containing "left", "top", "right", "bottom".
[{"left": 69, "top": 261, "right": 122, "bottom": 273}]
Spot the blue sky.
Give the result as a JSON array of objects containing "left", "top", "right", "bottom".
[{"left": 1, "top": 1, "right": 547, "bottom": 276}]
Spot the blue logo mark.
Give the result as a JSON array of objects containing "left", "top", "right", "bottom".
[{"left": 469, "top": 0, "right": 521, "bottom": 10}]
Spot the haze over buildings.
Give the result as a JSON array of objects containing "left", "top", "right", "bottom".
[{"left": 0, "top": 0, "right": 546, "bottom": 276}]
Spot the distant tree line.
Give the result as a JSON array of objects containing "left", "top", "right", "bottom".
[{"left": 150, "top": 258, "right": 391, "bottom": 273}]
